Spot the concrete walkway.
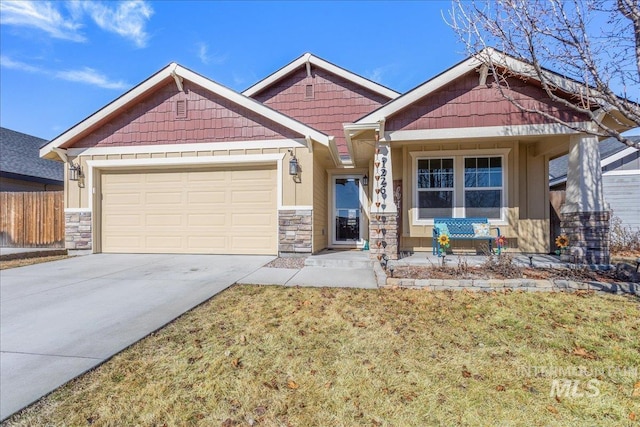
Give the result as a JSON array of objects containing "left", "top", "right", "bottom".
[
  {"left": 0, "top": 254, "right": 273, "bottom": 420},
  {"left": 237, "top": 250, "right": 377, "bottom": 289}
]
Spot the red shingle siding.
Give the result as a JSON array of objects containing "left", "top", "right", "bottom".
[
  {"left": 386, "top": 72, "right": 588, "bottom": 132},
  {"left": 73, "top": 81, "right": 300, "bottom": 148},
  {"left": 252, "top": 68, "right": 391, "bottom": 154}
]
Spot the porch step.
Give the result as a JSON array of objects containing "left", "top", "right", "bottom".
[{"left": 304, "top": 250, "right": 374, "bottom": 269}]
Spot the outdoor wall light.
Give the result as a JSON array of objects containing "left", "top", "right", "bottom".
[
  {"left": 288, "top": 150, "right": 299, "bottom": 176},
  {"left": 362, "top": 174, "right": 369, "bottom": 186},
  {"left": 69, "top": 163, "right": 82, "bottom": 181}
]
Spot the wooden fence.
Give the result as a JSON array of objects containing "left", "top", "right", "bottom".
[{"left": 0, "top": 192, "right": 65, "bottom": 248}]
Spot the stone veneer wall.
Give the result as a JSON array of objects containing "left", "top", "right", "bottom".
[
  {"left": 561, "top": 211, "right": 610, "bottom": 265},
  {"left": 278, "top": 210, "right": 312, "bottom": 254},
  {"left": 369, "top": 214, "right": 399, "bottom": 261},
  {"left": 65, "top": 211, "right": 92, "bottom": 250}
]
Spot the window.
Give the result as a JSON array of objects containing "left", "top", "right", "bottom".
[
  {"left": 416, "top": 158, "right": 454, "bottom": 219},
  {"left": 414, "top": 153, "right": 506, "bottom": 223},
  {"left": 464, "top": 157, "right": 502, "bottom": 218}
]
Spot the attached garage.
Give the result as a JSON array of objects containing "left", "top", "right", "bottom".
[{"left": 100, "top": 166, "right": 277, "bottom": 255}]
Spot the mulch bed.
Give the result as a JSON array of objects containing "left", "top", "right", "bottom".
[{"left": 391, "top": 264, "right": 636, "bottom": 284}]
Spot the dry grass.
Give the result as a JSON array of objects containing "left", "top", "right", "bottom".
[
  {"left": 0, "top": 255, "right": 69, "bottom": 270},
  {"left": 5, "top": 286, "right": 640, "bottom": 427}
]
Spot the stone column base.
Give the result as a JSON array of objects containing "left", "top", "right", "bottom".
[
  {"left": 560, "top": 211, "right": 610, "bottom": 265},
  {"left": 65, "top": 211, "right": 92, "bottom": 250},
  {"left": 279, "top": 209, "right": 312, "bottom": 255},
  {"left": 369, "top": 213, "right": 399, "bottom": 261}
]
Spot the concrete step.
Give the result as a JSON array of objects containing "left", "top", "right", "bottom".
[{"left": 304, "top": 250, "right": 373, "bottom": 269}]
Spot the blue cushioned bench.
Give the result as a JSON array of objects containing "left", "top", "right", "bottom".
[{"left": 432, "top": 217, "right": 501, "bottom": 256}]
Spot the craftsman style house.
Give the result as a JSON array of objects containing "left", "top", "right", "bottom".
[{"left": 40, "top": 50, "right": 634, "bottom": 263}]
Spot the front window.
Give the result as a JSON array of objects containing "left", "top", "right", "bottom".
[
  {"left": 414, "top": 153, "right": 506, "bottom": 222},
  {"left": 464, "top": 157, "right": 502, "bottom": 218},
  {"left": 417, "top": 158, "right": 454, "bottom": 219}
]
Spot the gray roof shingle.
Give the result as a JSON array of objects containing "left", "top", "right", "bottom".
[
  {"left": 0, "top": 127, "right": 63, "bottom": 183},
  {"left": 548, "top": 136, "right": 640, "bottom": 183}
]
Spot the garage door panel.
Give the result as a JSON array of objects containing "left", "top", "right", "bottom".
[
  {"left": 104, "top": 214, "right": 142, "bottom": 226},
  {"left": 101, "top": 166, "right": 277, "bottom": 254},
  {"left": 145, "top": 214, "right": 183, "bottom": 226},
  {"left": 188, "top": 191, "right": 226, "bottom": 204}
]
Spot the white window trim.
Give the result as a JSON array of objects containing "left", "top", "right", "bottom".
[{"left": 410, "top": 149, "right": 510, "bottom": 226}]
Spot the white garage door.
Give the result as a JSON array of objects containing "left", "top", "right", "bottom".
[{"left": 100, "top": 166, "right": 277, "bottom": 254}]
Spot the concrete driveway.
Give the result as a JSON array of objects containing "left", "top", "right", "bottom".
[{"left": 0, "top": 253, "right": 273, "bottom": 420}]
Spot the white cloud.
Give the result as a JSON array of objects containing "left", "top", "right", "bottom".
[
  {"left": 0, "top": 0, "right": 153, "bottom": 47},
  {"left": 0, "top": 55, "right": 42, "bottom": 73},
  {"left": 0, "top": 1, "right": 85, "bottom": 42},
  {"left": 0, "top": 55, "right": 128, "bottom": 90},
  {"left": 56, "top": 67, "right": 128, "bottom": 90},
  {"left": 80, "top": 1, "right": 153, "bottom": 48},
  {"left": 366, "top": 67, "right": 386, "bottom": 84},
  {"left": 197, "top": 42, "right": 227, "bottom": 65}
]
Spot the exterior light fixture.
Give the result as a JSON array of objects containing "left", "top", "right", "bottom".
[
  {"left": 362, "top": 174, "right": 369, "bottom": 186},
  {"left": 288, "top": 149, "right": 298, "bottom": 176},
  {"left": 69, "top": 163, "right": 82, "bottom": 181}
]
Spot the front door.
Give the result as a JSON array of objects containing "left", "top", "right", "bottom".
[{"left": 332, "top": 176, "right": 364, "bottom": 245}]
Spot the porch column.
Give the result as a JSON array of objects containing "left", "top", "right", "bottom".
[
  {"left": 370, "top": 141, "right": 399, "bottom": 261},
  {"left": 560, "top": 134, "right": 610, "bottom": 264}
]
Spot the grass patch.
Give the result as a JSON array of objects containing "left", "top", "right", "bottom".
[
  {"left": 0, "top": 255, "right": 69, "bottom": 270},
  {"left": 5, "top": 287, "right": 639, "bottom": 426}
]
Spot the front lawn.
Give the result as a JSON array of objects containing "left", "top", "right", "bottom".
[{"left": 5, "top": 287, "right": 639, "bottom": 426}]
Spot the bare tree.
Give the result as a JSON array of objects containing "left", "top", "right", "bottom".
[{"left": 448, "top": 0, "right": 640, "bottom": 149}]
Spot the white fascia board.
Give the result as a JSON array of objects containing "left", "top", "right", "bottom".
[
  {"left": 357, "top": 56, "right": 482, "bottom": 124},
  {"left": 242, "top": 53, "right": 400, "bottom": 99},
  {"left": 386, "top": 122, "right": 586, "bottom": 142},
  {"left": 67, "top": 139, "right": 307, "bottom": 157},
  {"left": 601, "top": 146, "right": 639, "bottom": 167},
  {"left": 40, "top": 63, "right": 176, "bottom": 159}
]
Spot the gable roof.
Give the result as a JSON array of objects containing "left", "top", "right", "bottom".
[
  {"left": 1, "top": 127, "right": 63, "bottom": 183},
  {"left": 549, "top": 136, "right": 640, "bottom": 186},
  {"left": 242, "top": 53, "right": 400, "bottom": 100},
  {"left": 356, "top": 47, "right": 634, "bottom": 127},
  {"left": 40, "top": 63, "right": 330, "bottom": 160}
]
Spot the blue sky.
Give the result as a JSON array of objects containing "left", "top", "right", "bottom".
[
  {"left": 1, "top": 1, "right": 637, "bottom": 140},
  {"left": 0, "top": 1, "right": 464, "bottom": 139}
]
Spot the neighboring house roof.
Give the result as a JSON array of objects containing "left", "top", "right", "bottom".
[
  {"left": 40, "top": 63, "right": 331, "bottom": 160},
  {"left": 242, "top": 53, "right": 400, "bottom": 100},
  {"left": 549, "top": 136, "right": 640, "bottom": 186},
  {"left": 0, "top": 127, "right": 63, "bottom": 184}
]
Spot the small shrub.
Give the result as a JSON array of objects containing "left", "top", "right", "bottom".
[
  {"left": 610, "top": 216, "right": 640, "bottom": 253},
  {"left": 481, "top": 253, "right": 522, "bottom": 279}
]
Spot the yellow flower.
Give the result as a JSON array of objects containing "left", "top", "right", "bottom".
[
  {"left": 438, "top": 234, "right": 450, "bottom": 247},
  {"left": 555, "top": 235, "right": 569, "bottom": 248}
]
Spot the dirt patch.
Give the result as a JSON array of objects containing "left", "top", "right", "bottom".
[
  {"left": 264, "top": 257, "right": 307, "bottom": 269},
  {"left": 0, "top": 255, "right": 69, "bottom": 270}
]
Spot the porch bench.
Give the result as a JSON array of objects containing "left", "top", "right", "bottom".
[{"left": 432, "top": 217, "right": 501, "bottom": 256}]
